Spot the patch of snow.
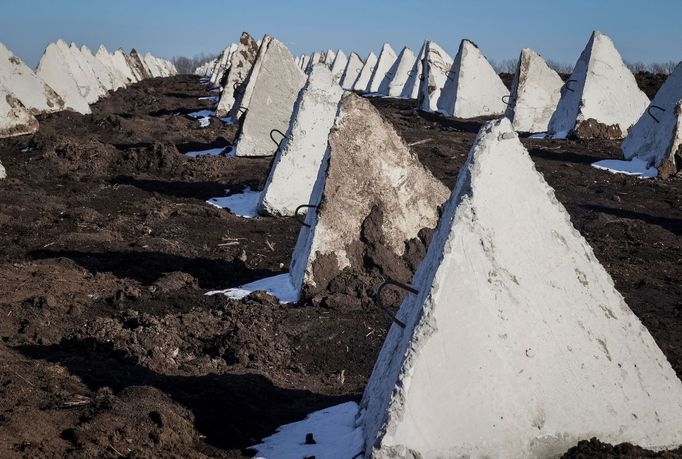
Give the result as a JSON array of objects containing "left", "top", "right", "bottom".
[
  {"left": 209, "top": 87, "right": 221, "bottom": 93},
  {"left": 528, "top": 133, "right": 547, "bottom": 139},
  {"left": 185, "top": 147, "right": 227, "bottom": 158},
  {"left": 187, "top": 109, "right": 215, "bottom": 118},
  {"left": 198, "top": 117, "right": 210, "bottom": 128},
  {"left": 207, "top": 186, "right": 261, "bottom": 217},
  {"left": 20, "top": 146, "right": 33, "bottom": 153},
  {"left": 207, "top": 273, "right": 299, "bottom": 304},
  {"left": 219, "top": 116, "right": 235, "bottom": 125},
  {"left": 198, "top": 96, "right": 219, "bottom": 102},
  {"left": 251, "top": 402, "right": 364, "bottom": 459},
  {"left": 591, "top": 158, "right": 657, "bottom": 178}
]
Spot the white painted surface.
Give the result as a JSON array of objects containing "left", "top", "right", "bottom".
[
  {"left": 352, "top": 52, "right": 377, "bottom": 92},
  {"left": 0, "top": 42, "right": 64, "bottom": 114},
  {"left": 417, "top": 41, "right": 452, "bottom": 112},
  {"left": 621, "top": 62, "right": 682, "bottom": 172},
  {"left": 234, "top": 37, "right": 307, "bottom": 157},
  {"left": 259, "top": 64, "right": 344, "bottom": 216},
  {"left": 506, "top": 48, "right": 564, "bottom": 133},
  {"left": 36, "top": 41, "right": 91, "bottom": 114},
  {"left": 368, "top": 43, "right": 397, "bottom": 93},
  {"left": 438, "top": 39, "right": 509, "bottom": 118},
  {"left": 381, "top": 46, "right": 416, "bottom": 97},
  {"left": 0, "top": 89, "right": 39, "bottom": 138},
  {"left": 360, "top": 118, "right": 682, "bottom": 458},
  {"left": 340, "top": 52, "right": 364, "bottom": 90},
  {"left": 548, "top": 31, "right": 650, "bottom": 139}
]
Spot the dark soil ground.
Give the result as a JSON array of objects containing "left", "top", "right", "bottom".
[{"left": 0, "top": 74, "right": 680, "bottom": 458}]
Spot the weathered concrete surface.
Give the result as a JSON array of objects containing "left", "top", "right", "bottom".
[
  {"left": 68, "top": 43, "right": 108, "bottom": 100},
  {"left": 306, "top": 52, "right": 322, "bottom": 73},
  {"left": 352, "top": 52, "right": 378, "bottom": 93},
  {"left": 622, "top": 62, "right": 682, "bottom": 177},
  {"left": 289, "top": 93, "right": 449, "bottom": 297},
  {"left": 330, "top": 50, "right": 348, "bottom": 83},
  {"left": 0, "top": 42, "right": 64, "bottom": 114},
  {"left": 380, "top": 46, "right": 416, "bottom": 97},
  {"left": 368, "top": 43, "right": 397, "bottom": 94},
  {"left": 437, "top": 39, "right": 509, "bottom": 118},
  {"left": 506, "top": 48, "right": 564, "bottom": 133},
  {"left": 400, "top": 42, "right": 425, "bottom": 99},
  {"left": 218, "top": 32, "right": 259, "bottom": 118},
  {"left": 322, "top": 49, "right": 336, "bottom": 69},
  {"left": 112, "top": 49, "right": 139, "bottom": 84},
  {"left": 96, "top": 45, "right": 129, "bottom": 89},
  {"left": 210, "top": 45, "right": 232, "bottom": 85},
  {"left": 417, "top": 41, "right": 452, "bottom": 112},
  {"left": 258, "top": 64, "right": 344, "bottom": 217},
  {"left": 340, "top": 52, "right": 364, "bottom": 90},
  {"left": 0, "top": 160, "right": 5, "bottom": 179},
  {"left": 127, "top": 49, "right": 152, "bottom": 81},
  {"left": 36, "top": 41, "right": 91, "bottom": 114},
  {"left": 80, "top": 45, "right": 117, "bottom": 91},
  {"left": 548, "top": 31, "right": 650, "bottom": 140},
  {"left": 0, "top": 89, "right": 39, "bottom": 138},
  {"left": 234, "top": 36, "right": 307, "bottom": 157},
  {"left": 359, "top": 117, "right": 682, "bottom": 459},
  {"left": 300, "top": 55, "right": 310, "bottom": 72}
]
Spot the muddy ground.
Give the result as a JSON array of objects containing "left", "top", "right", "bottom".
[{"left": 0, "top": 74, "right": 680, "bottom": 458}]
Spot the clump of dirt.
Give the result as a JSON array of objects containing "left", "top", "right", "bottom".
[
  {"left": 561, "top": 438, "right": 682, "bottom": 458},
  {"left": 572, "top": 118, "right": 623, "bottom": 140}
]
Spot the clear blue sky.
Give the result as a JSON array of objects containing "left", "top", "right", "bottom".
[{"left": 1, "top": 0, "right": 680, "bottom": 69}]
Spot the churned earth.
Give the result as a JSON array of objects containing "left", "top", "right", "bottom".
[{"left": 0, "top": 74, "right": 680, "bottom": 458}]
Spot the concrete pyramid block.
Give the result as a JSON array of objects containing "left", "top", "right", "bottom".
[
  {"left": 379, "top": 46, "right": 416, "bottom": 97},
  {"left": 548, "top": 31, "right": 650, "bottom": 140},
  {"left": 437, "top": 39, "right": 509, "bottom": 118},
  {"left": 368, "top": 43, "right": 397, "bottom": 93},
  {"left": 68, "top": 43, "right": 108, "bottom": 100},
  {"left": 112, "top": 49, "right": 139, "bottom": 84},
  {"left": 340, "top": 52, "right": 364, "bottom": 90},
  {"left": 400, "top": 42, "right": 425, "bottom": 99},
  {"left": 352, "top": 52, "right": 377, "bottom": 92},
  {"left": 417, "top": 41, "right": 452, "bottom": 112},
  {"left": 211, "top": 44, "right": 235, "bottom": 85},
  {"left": 300, "top": 55, "right": 310, "bottom": 72},
  {"left": 36, "top": 41, "right": 91, "bottom": 114},
  {"left": 621, "top": 62, "right": 682, "bottom": 177},
  {"left": 359, "top": 117, "right": 682, "bottom": 458},
  {"left": 127, "top": 49, "right": 152, "bottom": 80},
  {"left": 216, "top": 32, "right": 259, "bottom": 118},
  {"left": 258, "top": 64, "right": 344, "bottom": 217},
  {"left": 1, "top": 89, "right": 39, "bottom": 138},
  {"left": 80, "top": 45, "right": 117, "bottom": 91},
  {"left": 233, "top": 36, "right": 307, "bottom": 157},
  {"left": 322, "top": 49, "right": 336, "bottom": 69},
  {"left": 96, "top": 45, "right": 129, "bottom": 89},
  {"left": 330, "top": 50, "right": 348, "bottom": 83},
  {"left": 289, "top": 93, "right": 449, "bottom": 298},
  {"left": 0, "top": 42, "right": 64, "bottom": 114},
  {"left": 506, "top": 48, "right": 564, "bottom": 133}
]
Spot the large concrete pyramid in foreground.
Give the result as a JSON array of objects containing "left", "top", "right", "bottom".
[
  {"left": 217, "top": 32, "right": 259, "bottom": 118},
  {"left": 0, "top": 42, "right": 64, "bottom": 114},
  {"left": 506, "top": 48, "right": 564, "bottom": 133},
  {"left": 289, "top": 93, "right": 448, "bottom": 298},
  {"left": 359, "top": 117, "right": 682, "bottom": 458},
  {"left": 437, "top": 39, "right": 509, "bottom": 118},
  {"left": 417, "top": 41, "right": 452, "bottom": 112},
  {"left": 621, "top": 62, "right": 682, "bottom": 178},
  {"left": 258, "top": 64, "right": 344, "bottom": 216},
  {"left": 234, "top": 36, "right": 307, "bottom": 157},
  {"left": 548, "top": 31, "right": 649, "bottom": 140}
]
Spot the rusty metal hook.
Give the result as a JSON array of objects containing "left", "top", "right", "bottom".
[
  {"left": 294, "top": 204, "right": 317, "bottom": 227},
  {"left": 502, "top": 94, "right": 514, "bottom": 105},
  {"left": 374, "top": 279, "right": 419, "bottom": 328},
  {"left": 269, "top": 129, "right": 288, "bottom": 148},
  {"left": 563, "top": 79, "right": 577, "bottom": 93},
  {"left": 647, "top": 105, "right": 665, "bottom": 123}
]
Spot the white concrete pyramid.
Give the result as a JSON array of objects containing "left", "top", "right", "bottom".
[
  {"left": 128, "top": 49, "right": 152, "bottom": 80},
  {"left": 80, "top": 45, "right": 117, "bottom": 91},
  {"left": 622, "top": 61, "right": 682, "bottom": 177},
  {"left": 340, "top": 52, "right": 364, "bottom": 90},
  {"left": 211, "top": 45, "right": 234, "bottom": 85},
  {"left": 0, "top": 42, "right": 64, "bottom": 114},
  {"left": 322, "top": 49, "right": 336, "bottom": 69},
  {"left": 68, "top": 43, "right": 108, "bottom": 100},
  {"left": 36, "top": 41, "right": 91, "bottom": 114},
  {"left": 96, "top": 45, "right": 129, "bottom": 89},
  {"left": 506, "top": 48, "right": 564, "bottom": 133},
  {"left": 367, "top": 43, "right": 397, "bottom": 93},
  {"left": 234, "top": 36, "right": 307, "bottom": 157},
  {"left": 359, "top": 117, "right": 682, "bottom": 458},
  {"left": 112, "top": 48, "right": 138, "bottom": 84},
  {"left": 400, "top": 42, "right": 425, "bottom": 99},
  {"left": 300, "top": 55, "right": 310, "bottom": 72},
  {"left": 289, "top": 93, "right": 448, "bottom": 297},
  {"left": 352, "top": 52, "right": 377, "bottom": 92},
  {"left": 0, "top": 89, "right": 39, "bottom": 138},
  {"left": 258, "top": 64, "right": 344, "bottom": 217},
  {"left": 437, "top": 39, "right": 509, "bottom": 118},
  {"left": 306, "top": 51, "right": 322, "bottom": 73},
  {"left": 417, "top": 41, "right": 452, "bottom": 112},
  {"left": 380, "top": 46, "right": 416, "bottom": 97},
  {"left": 228, "top": 34, "right": 270, "bottom": 121},
  {"left": 330, "top": 50, "right": 348, "bottom": 83},
  {"left": 216, "top": 32, "right": 259, "bottom": 118},
  {"left": 548, "top": 31, "right": 650, "bottom": 139}
]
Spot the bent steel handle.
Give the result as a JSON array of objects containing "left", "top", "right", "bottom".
[
  {"left": 563, "top": 79, "right": 577, "bottom": 92},
  {"left": 269, "top": 129, "right": 288, "bottom": 148},
  {"left": 647, "top": 105, "right": 665, "bottom": 123},
  {"left": 375, "top": 279, "right": 419, "bottom": 328},
  {"left": 294, "top": 204, "right": 317, "bottom": 228},
  {"left": 502, "top": 94, "right": 514, "bottom": 105}
]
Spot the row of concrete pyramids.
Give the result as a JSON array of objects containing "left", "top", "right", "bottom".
[
  {"left": 0, "top": 40, "right": 177, "bottom": 139},
  {"left": 194, "top": 32, "right": 682, "bottom": 456}
]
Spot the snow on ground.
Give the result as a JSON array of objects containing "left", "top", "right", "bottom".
[
  {"left": 219, "top": 116, "right": 235, "bottom": 125},
  {"left": 528, "top": 132, "right": 547, "bottom": 139},
  {"left": 198, "top": 117, "right": 210, "bottom": 128},
  {"left": 209, "top": 87, "right": 221, "bottom": 94},
  {"left": 185, "top": 146, "right": 235, "bottom": 158},
  {"left": 187, "top": 109, "right": 215, "bottom": 118},
  {"left": 250, "top": 402, "right": 364, "bottom": 459},
  {"left": 207, "top": 273, "right": 299, "bottom": 304},
  {"left": 207, "top": 186, "right": 261, "bottom": 217},
  {"left": 198, "top": 95, "right": 219, "bottom": 102},
  {"left": 591, "top": 158, "right": 657, "bottom": 178}
]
